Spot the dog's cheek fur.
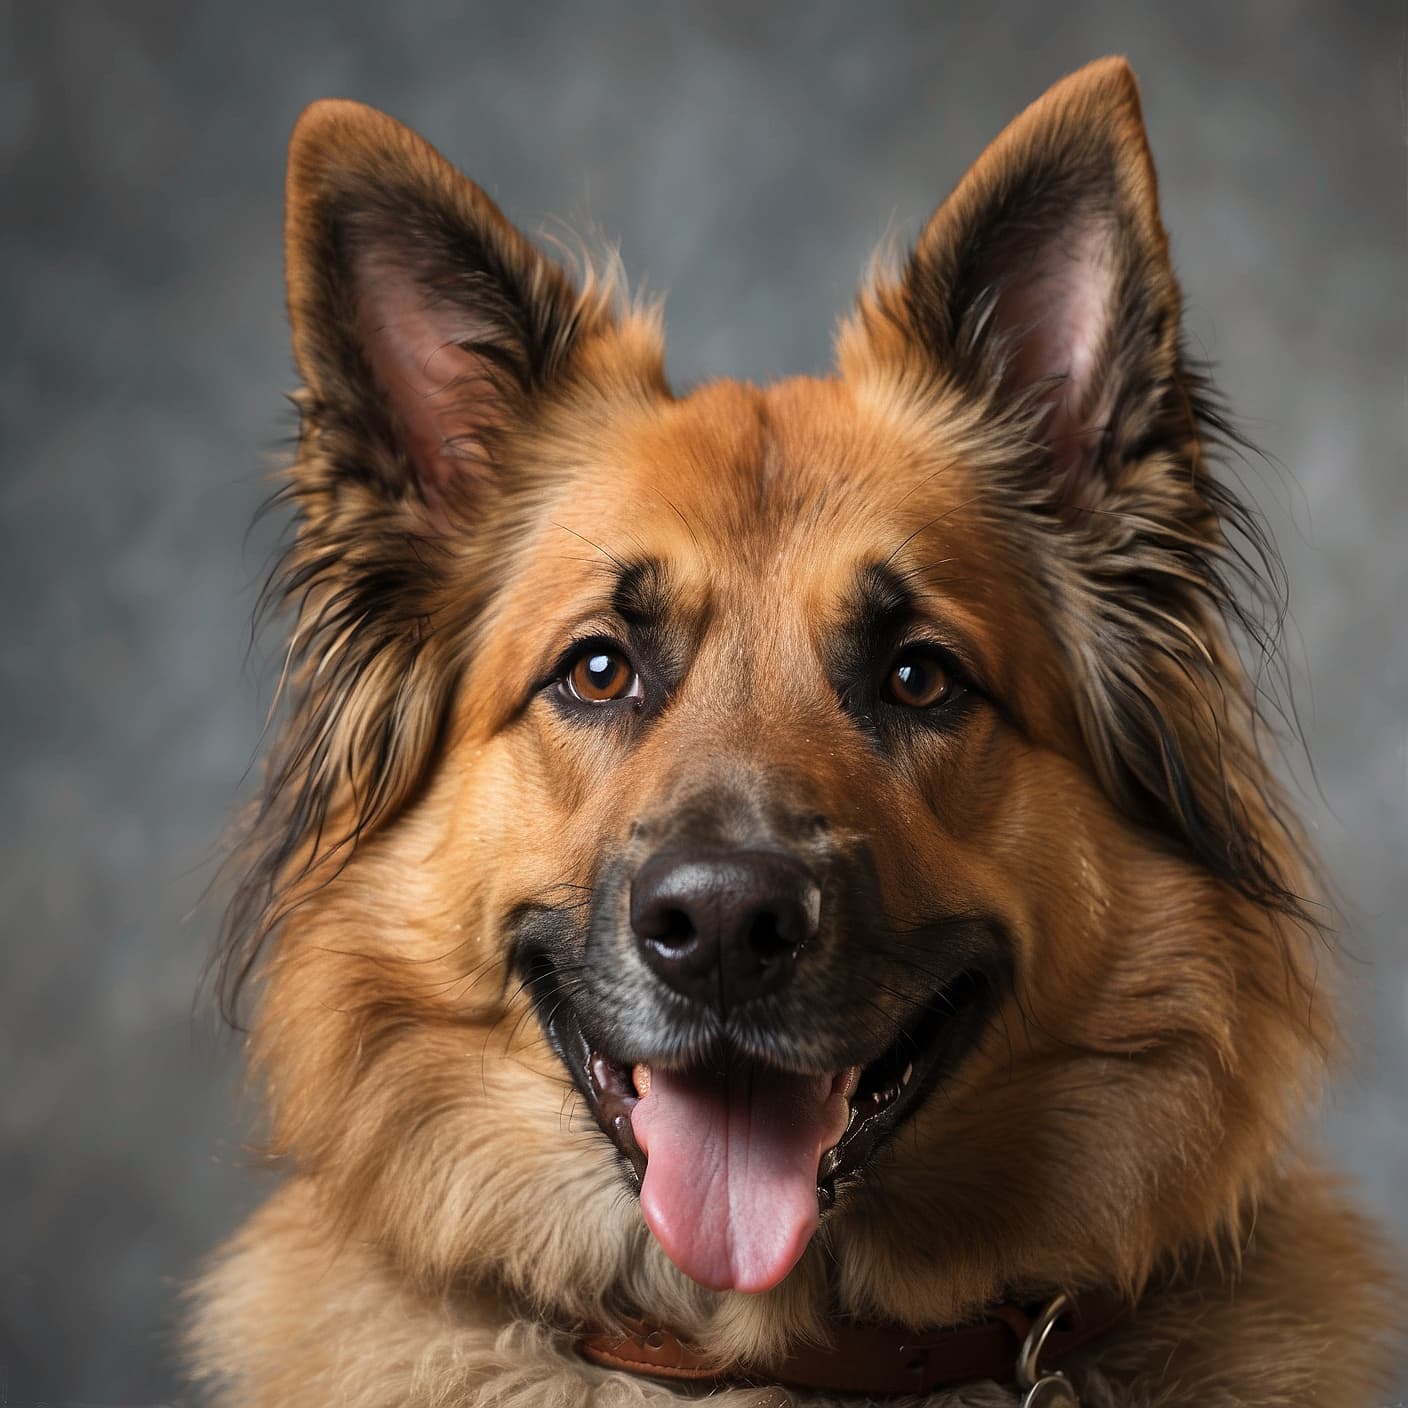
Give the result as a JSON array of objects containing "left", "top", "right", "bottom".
[
  {"left": 828, "top": 827, "right": 1311, "bottom": 1327},
  {"left": 238, "top": 736, "right": 634, "bottom": 1306}
]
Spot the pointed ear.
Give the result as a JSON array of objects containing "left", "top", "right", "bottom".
[
  {"left": 284, "top": 98, "right": 611, "bottom": 510},
  {"left": 847, "top": 57, "right": 1181, "bottom": 508}
]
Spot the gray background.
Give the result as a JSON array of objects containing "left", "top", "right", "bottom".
[{"left": 2, "top": 3, "right": 1404, "bottom": 1403}]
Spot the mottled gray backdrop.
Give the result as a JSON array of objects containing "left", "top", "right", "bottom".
[{"left": 2, "top": 3, "right": 1404, "bottom": 1403}]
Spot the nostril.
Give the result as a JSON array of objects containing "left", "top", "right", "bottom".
[
  {"left": 746, "top": 909, "right": 792, "bottom": 964},
  {"left": 653, "top": 907, "right": 695, "bottom": 949}
]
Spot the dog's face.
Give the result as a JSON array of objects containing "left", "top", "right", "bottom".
[
  {"left": 231, "top": 59, "right": 1322, "bottom": 1348},
  {"left": 483, "top": 382, "right": 1036, "bottom": 1297}
]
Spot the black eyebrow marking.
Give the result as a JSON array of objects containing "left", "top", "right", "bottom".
[
  {"left": 853, "top": 562, "right": 917, "bottom": 643},
  {"left": 611, "top": 556, "right": 670, "bottom": 631},
  {"left": 611, "top": 555, "right": 689, "bottom": 692},
  {"left": 828, "top": 562, "right": 919, "bottom": 695}
]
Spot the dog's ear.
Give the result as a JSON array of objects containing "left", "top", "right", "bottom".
[
  {"left": 844, "top": 56, "right": 1181, "bottom": 510},
  {"left": 284, "top": 98, "right": 610, "bottom": 512}
]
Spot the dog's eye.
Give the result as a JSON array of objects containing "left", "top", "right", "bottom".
[
  {"left": 565, "top": 646, "right": 642, "bottom": 704},
  {"left": 884, "top": 647, "right": 955, "bottom": 709}
]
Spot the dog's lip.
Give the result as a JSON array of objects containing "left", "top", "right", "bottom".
[
  {"left": 818, "top": 968, "right": 992, "bottom": 1197},
  {"left": 538, "top": 966, "right": 991, "bottom": 1200}
]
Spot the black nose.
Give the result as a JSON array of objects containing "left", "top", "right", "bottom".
[{"left": 629, "top": 847, "right": 820, "bottom": 1009}]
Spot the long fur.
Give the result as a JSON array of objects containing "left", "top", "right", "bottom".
[{"left": 190, "top": 61, "right": 1399, "bottom": 1407}]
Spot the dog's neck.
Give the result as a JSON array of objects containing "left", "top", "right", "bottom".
[{"left": 578, "top": 1288, "right": 1125, "bottom": 1398}]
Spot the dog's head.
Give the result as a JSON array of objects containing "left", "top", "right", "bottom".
[{"left": 225, "top": 58, "right": 1325, "bottom": 1352}]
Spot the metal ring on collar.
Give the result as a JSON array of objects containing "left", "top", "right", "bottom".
[{"left": 1016, "top": 1292, "right": 1071, "bottom": 1391}]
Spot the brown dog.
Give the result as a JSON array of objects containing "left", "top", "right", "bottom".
[{"left": 189, "top": 58, "right": 1397, "bottom": 1406}]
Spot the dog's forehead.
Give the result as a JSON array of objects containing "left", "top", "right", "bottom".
[{"left": 551, "top": 375, "right": 1010, "bottom": 617}]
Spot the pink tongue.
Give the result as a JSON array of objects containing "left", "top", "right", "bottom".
[{"left": 630, "top": 1063, "right": 849, "bottom": 1293}]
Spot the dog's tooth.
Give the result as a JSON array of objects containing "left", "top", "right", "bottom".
[
  {"left": 631, "top": 1063, "right": 651, "bottom": 1097},
  {"left": 869, "top": 1082, "right": 904, "bottom": 1110},
  {"left": 901, "top": 1062, "right": 914, "bottom": 1088}
]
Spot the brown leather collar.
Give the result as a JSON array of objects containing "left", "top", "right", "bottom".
[{"left": 579, "top": 1288, "right": 1125, "bottom": 1397}]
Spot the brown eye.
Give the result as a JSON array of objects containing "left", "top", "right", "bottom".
[
  {"left": 566, "top": 646, "right": 641, "bottom": 704},
  {"left": 884, "top": 648, "right": 953, "bottom": 709}
]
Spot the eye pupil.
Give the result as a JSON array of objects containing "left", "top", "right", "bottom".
[
  {"left": 887, "top": 650, "right": 952, "bottom": 709},
  {"left": 587, "top": 654, "right": 614, "bottom": 687}
]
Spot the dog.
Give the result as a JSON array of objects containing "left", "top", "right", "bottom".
[{"left": 188, "top": 57, "right": 1398, "bottom": 1406}]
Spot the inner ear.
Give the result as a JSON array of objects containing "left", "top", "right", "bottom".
[
  {"left": 355, "top": 261, "right": 507, "bottom": 491},
  {"left": 992, "top": 211, "right": 1121, "bottom": 493}
]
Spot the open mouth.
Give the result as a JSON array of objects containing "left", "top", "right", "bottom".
[{"left": 533, "top": 962, "right": 995, "bottom": 1294}]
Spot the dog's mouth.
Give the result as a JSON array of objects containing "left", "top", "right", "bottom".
[{"left": 534, "top": 963, "right": 994, "bottom": 1294}]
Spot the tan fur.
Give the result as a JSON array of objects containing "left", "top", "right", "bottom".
[{"left": 190, "top": 58, "right": 1400, "bottom": 1406}]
